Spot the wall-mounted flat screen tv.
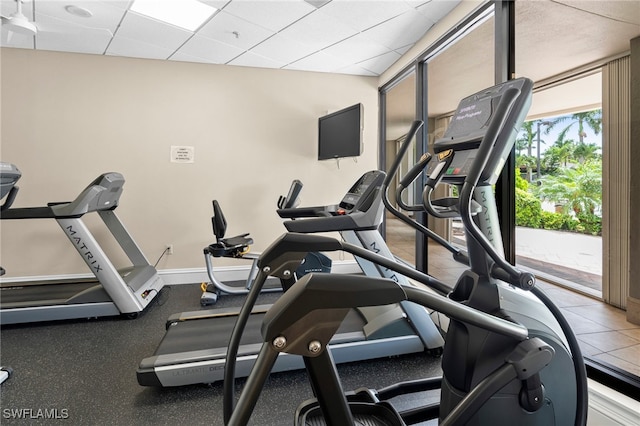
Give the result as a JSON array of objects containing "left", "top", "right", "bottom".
[{"left": 318, "top": 103, "right": 363, "bottom": 161}]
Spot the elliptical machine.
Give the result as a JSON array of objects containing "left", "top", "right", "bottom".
[{"left": 222, "top": 78, "right": 588, "bottom": 425}]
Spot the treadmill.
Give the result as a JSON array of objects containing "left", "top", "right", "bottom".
[
  {"left": 137, "top": 170, "right": 445, "bottom": 387},
  {"left": 0, "top": 164, "right": 165, "bottom": 324}
]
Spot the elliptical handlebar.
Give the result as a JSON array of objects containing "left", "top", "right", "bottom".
[
  {"left": 381, "top": 120, "right": 469, "bottom": 264},
  {"left": 422, "top": 152, "right": 462, "bottom": 219},
  {"left": 456, "top": 87, "right": 535, "bottom": 290},
  {"left": 395, "top": 152, "right": 431, "bottom": 212}
]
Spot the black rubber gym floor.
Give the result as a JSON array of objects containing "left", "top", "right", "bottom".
[{"left": 0, "top": 283, "right": 442, "bottom": 425}]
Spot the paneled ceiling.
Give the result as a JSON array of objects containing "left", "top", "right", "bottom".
[
  {"left": 3, "top": 0, "right": 639, "bottom": 137},
  {"left": 0, "top": 0, "right": 461, "bottom": 76}
]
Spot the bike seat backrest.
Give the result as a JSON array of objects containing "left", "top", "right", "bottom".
[{"left": 212, "top": 200, "right": 227, "bottom": 241}]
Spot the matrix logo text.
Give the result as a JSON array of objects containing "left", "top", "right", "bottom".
[{"left": 3, "top": 408, "right": 69, "bottom": 420}]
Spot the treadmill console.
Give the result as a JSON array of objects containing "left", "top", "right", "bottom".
[
  {"left": 429, "top": 78, "right": 533, "bottom": 186},
  {"left": 1, "top": 171, "right": 125, "bottom": 220},
  {"left": 51, "top": 172, "right": 125, "bottom": 217},
  {"left": 338, "top": 170, "right": 385, "bottom": 213},
  {"left": 278, "top": 170, "right": 386, "bottom": 233}
]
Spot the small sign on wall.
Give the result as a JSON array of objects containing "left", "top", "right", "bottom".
[{"left": 171, "top": 146, "right": 195, "bottom": 163}]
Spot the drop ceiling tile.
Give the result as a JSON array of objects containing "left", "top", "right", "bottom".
[
  {"left": 0, "top": 0, "right": 465, "bottom": 76},
  {"left": 278, "top": 9, "right": 358, "bottom": 51},
  {"left": 199, "top": 0, "right": 233, "bottom": 10},
  {"left": 362, "top": 9, "right": 434, "bottom": 50},
  {"left": 320, "top": 0, "right": 412, "bottom": 32},
  {"left": 116, "top": 10, "right": 193, "bottom": 52},
  {"left": 322, "top": 32, "right": 394, "bottom": 64},
  {"left": 34, "top": 14, "right": 113, "bottom": 54},
  {"left": 335, "top": 63, "right": 378, "bottom": 76},
  {"left": 250, "top": 32, "right": 316, "bottom": 64},
  {"left": 394, "top": 43, "right": 413, "bottom": 55},
  {"left": 106, "top": 35, "right": 176, "bottom": 60},
  {"left": 228, "top": 50, "right": 286, "bottom": 69},
  {"left": 403, "top": 0, "right": 433, "bottom": 7},
  {"left": 169, "top": 50, "right": 216, "bottom": 65},
  {"left": 220, "top": 0, "right": 315, "bottom": 32},
  {"left": 198, "top": 10, "right": 274, "bottom": 50},
  {"left": 357, "top": 49, "right": 401, "bottom": 75},
  {"left": 416, "top": 0, "right": 461, "bottom": 25},
  {"left": 285, "top": 50, "right": 352, "bottom": 73},
  {"left": 34, "top": 0, "right": 128, "bottom": 32},
  {"left": 176, "top": 34, "right": 244, "bottom": 64},
  {"left": 35, "top": 32, "right": 112, "bottom": 55}
]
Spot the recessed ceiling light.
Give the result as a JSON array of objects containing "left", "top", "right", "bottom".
[
  {"left": 130, "top": 0, "right": 217, "bottom": 32},
  {"left": 65, "top": 5, "right": 93, "bottom": 18}
]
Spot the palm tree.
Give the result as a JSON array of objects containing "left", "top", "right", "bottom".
[
  {"left": 516, "top": 154, "right": 536, "bottom": 181},
  {"left": 546, "top": 110, "right": 602, "bottom": 145},
  {"left": 534, "top": 161, "right": 602, "bottom": 215},
  {"left": 573, "top": 142, "right": 601, "bottom": 164},
  {"left": 515, "top": 121, "right": 537, "bottom": 181},
  {"left": 542, "top": 129, "right": 575, "bottom": 172}
]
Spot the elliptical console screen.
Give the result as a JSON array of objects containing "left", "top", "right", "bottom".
[{"left": 431, "top": 78, "right": 532, "bottom": 185}]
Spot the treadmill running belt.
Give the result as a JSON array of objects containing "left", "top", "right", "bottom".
[
  {"left": 153, "top": 309, "right": 367, "bottom": 356},
  {"left": 153, "top": 313, "right": 265, "bottom": 355},
  {"left": 0, "top": 281, "right": 106, "bottom": 307}
]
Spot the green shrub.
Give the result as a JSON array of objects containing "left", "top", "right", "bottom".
[
  {"left": 576, "top": 212, "right": 602, "bottom": 235},
  {"left": 515, "top": 188, "right": 542, "bottom": 228},
  {"left": 540, "top": 211, "right": 579, "bottom": 231},
  {"left": 515, "top": 170, "right": 529, "bottom": 191}
]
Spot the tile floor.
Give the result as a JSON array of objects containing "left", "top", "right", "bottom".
[{"left": 385, "top": 216, "right": 640, "bottom": 378}]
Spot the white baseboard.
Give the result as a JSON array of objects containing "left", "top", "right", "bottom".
[{"left": 588, "top": 379, "right": 640, "bottom": 425}]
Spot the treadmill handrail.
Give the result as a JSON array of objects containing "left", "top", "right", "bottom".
[{"left": 276, "top": 205, "right": 335, "bottom": 219}]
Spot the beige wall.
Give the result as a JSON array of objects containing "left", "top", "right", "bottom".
[{"left": 0, "top": 48, "right": 378, "bottom": 278}]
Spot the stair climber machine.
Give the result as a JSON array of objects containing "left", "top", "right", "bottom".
[
  {"left": 199, "top": 180, "right": 308, "bottom": 306},
  {"left": 0, "top": 164, "right": 165, "bottom": 325},
  {"left": 223, "top": 77, "right": 589, "bottom": 425},
  {"left": 136, "top": 169, "right": 447, "bottom": 387}
]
